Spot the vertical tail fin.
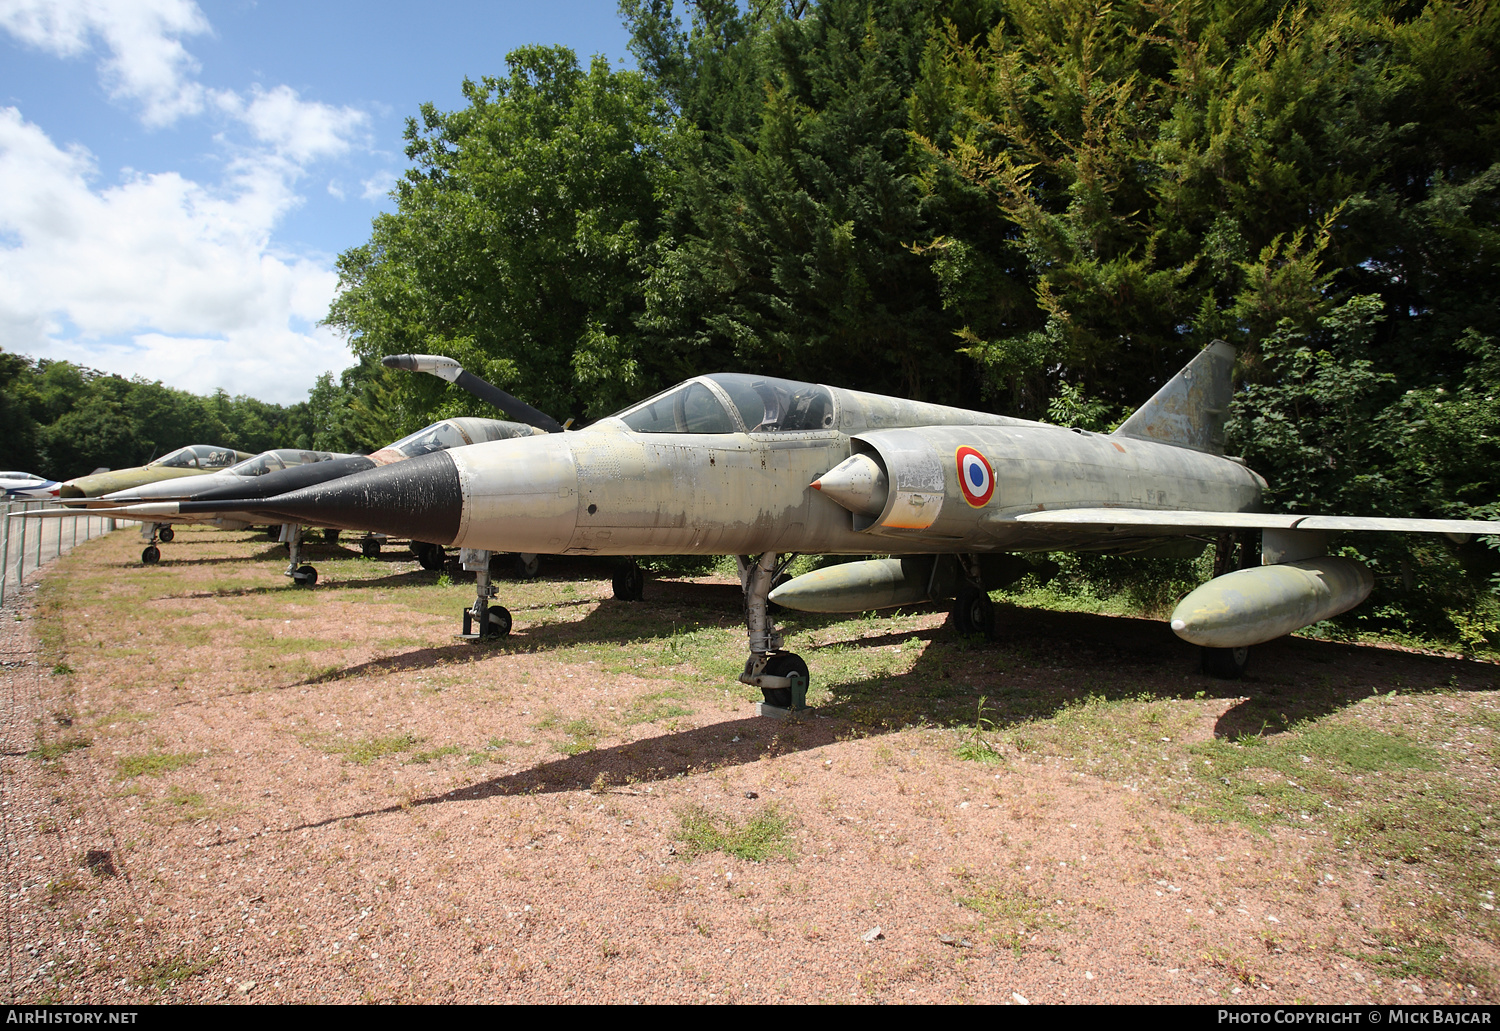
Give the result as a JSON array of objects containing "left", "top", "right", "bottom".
[{"left": 1111, "top": 340, "right": 1235, "bottom": 455}]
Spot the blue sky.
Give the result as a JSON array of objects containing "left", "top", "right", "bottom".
[{"left": 0, "top": 0, "right": 635, "bottom": 404}]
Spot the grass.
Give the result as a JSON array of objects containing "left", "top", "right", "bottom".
[
  {"left": 952, "top": 871, "right": 1064, "bottom": 957},
  {"left": 675, "top": 803, "right": 796, "bottom": 862},
  {"left": 954, "top": 696, "right": 1004, "bottom": 764},
  {"left": 138, "top": 952, "right": 220, "bottom": 990},
  {"left": 323, "top": 733, "right": 422, "bottom": 765},
  {"left": 29, "top": 735, "right": 91, "bottom": 763},
  {"left": 116, "top": 749, "right": 198, "bottom": 778}
]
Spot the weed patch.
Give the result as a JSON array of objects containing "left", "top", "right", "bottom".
[
  {"left": 117, "top": 750, "right": 197, "bottom": 779},
  {"left": 324, "top": 733, "right": 421, "bottom": 765},
  {"left": 676, "top": 803, "right": 795, "bottom": 862}
]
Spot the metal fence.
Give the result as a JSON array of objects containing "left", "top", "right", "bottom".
[{"left": 0, "top": 500, "right": 117, "bottom": 608}]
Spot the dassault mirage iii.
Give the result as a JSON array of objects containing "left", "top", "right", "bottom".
[
  {"left": 58, "top": 444, "right": 255, "bottom": 498},
  {"left": 209, "top": 342, "right": 1500, "bottom": 710}
]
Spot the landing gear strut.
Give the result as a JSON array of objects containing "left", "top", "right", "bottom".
[
  {"left": 950, "top": 554, "right": 994, "bottom": 637},
  {"left": 737, "top": 552, "right": 810, "bottom": 715},
  {"left": 140, "top": 521, "right": 170, "bottom": 564},
  {"left": 280, "top": 522, "right": 317, "bottom": 586},
  {"left": 458, "top": 548, "right": 510, "bottom": 640}
]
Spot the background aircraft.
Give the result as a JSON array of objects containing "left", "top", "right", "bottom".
[
  {"left": 91, "top": 447, "right": 354, "bottom": 563},
  {"left": 107, "top": 356, "right": 573, "bottom": 583},
  {"left": 93, "top": 343, "right": 1500, "bottom": 710},
  {"left": 1, "top": 472, "right": 60, "bottom": 500},
  {"left": 58, "top": 444, "right": 256, "bottom": 499},
  {"left": 61, "top": 418, "right": 544, "bottom": 580}
]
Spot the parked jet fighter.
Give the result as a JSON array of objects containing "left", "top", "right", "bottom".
[
  {"left": 58, "top": 444, "right": 255, "bottom": 498},
  {"left": 54, "top": 418, "right": 545, "bottom": 579},
  {"left": 140, "top": 342, "right": 1500, "bottom": 707},
  {"left": 1, "top": 471, "right": 60, "bottom": 500}
]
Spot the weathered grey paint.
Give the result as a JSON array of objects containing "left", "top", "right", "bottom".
[
  {"left": 1113, "top": 340, "right": 1235, "bottom": 454},
  {"left": 436, "top": 365, "right": 1267, "bottom": 557}
]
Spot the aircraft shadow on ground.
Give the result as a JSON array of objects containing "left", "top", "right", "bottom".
[
  {"left": 164, "top": 569, "right": 449, "bottom": 599},
  {"left": 276, "top": 599, "right": 1498, "bottom": 839}
]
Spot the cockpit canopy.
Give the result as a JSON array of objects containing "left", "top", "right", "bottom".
[
  {"left": 228, "top": 449, "right": 344, "bottom": 478},
  {"left": 613, "top": 374, "right": 836, "bottom": 435},
  {"left": 147, "top": 445, "right": 246, "bottom": 470},
  {"left": 385, "top": 417, "right": 539, "bottom": 458}
]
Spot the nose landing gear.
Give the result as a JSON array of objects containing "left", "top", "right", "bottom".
[
  {"left": 279, "top": 523, "right": 317, "bottom": 587},
  {"left": 737, "top": 552, "right": 811, "bottom": 716},
  {"left": 458, "top": 548, "right": 511, "bottom": 640}
]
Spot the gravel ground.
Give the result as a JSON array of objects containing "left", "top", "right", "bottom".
[{"left": 1, "top": 527, "right": 1496, "bottom": 1004}]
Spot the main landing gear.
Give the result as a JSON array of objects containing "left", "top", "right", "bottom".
[
  {"left": 612, "top": 558, "right": 644, "bottom": 601},
  {"left": 737, "top": 552, "right": 810, "bottom": 716},
  {"left": 457, "top": 548, "right": 511, "bottom": 640},
  {"left": 140, "top": 522, "right": 172, "bottom": 564},
  {"left": 950, "top": 554, "right": 995, "bottom": 638},
  {"left": 411, "top": 541, "right": 445, "bottom": 571},
  {"left": 280, "top": 522, "right": 317, "bottom": 586}
]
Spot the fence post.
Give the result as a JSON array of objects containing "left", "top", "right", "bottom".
[
  {"left": 0, "top": 502, "right": 10, "bottom": 608},
  {"left": 16, "top": 501, "right": 27, "bottom": 587}
]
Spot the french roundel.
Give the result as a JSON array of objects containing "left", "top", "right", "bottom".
[{"left": 956, "top": 446, "right": 995, "bottom": 507}]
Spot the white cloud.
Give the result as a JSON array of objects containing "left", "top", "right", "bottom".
[
  {"left": 361, "top": 171, "right": 397, "bottom": 202},
  {"left": 0, "top": 107, "right": 353, "bottom": 405},
  {"left": 215, "top": 85, "right": 368, "bottom": 164},
  {"left": 0, "top": 0, "right": 211, "bottom": 126}
]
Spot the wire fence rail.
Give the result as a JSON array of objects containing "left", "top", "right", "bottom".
[{"left": 0, "top": 500, "right": 118, "bottom": 607}]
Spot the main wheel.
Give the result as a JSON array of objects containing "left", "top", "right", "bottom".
[
  {"left": 1201, "top": 645, "right": 1250, "bottom": 679},
  {"left": 322, "top": 528, "right": 341, "bottom": 545},
  {"left": 157, "top": 527, "right": 174, "bottom": 543},
  {"left": 759, "top": 653, "right": 810, "bottom": 709},
  {"left": 514, "top": 554, "right": 540, "bottom": 579},
  {"left": 293, "top": 565, "right": 318, "bottom": 586},
  {"left": 141, "top": 545, "right": 160, "bottom": 565},
  {"left": 952, "top": 585, "right": 995, "bottom": 638},
  {"left": 612, "top": 561, "right": 644, "bottom": 601},
  {"left": 361, "top": 538, "right": 381, "bottom": 558},
  {"left": 415, "top": 543, "right": 445, "bottom": 571},
  {"left": 486, "top": 606, "right": 513, "bottom": 638}
]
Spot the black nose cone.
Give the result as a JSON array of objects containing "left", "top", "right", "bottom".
[{"left": 248, "top": 451, "right": 463, "bottom": 544}]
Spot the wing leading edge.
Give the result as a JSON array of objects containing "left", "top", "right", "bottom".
[{"left": 1011, "top": 508, "right": 1500, "bottom": 537}]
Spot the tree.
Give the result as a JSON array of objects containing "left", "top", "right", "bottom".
[{"left": 326, "top": 46, "right": 673, "bottom": 424}]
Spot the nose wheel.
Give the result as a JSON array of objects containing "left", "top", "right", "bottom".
[
  {"left": 951, "top": 584, "right": 995, "bottom": 638},
  {"left": 458, "top": 549, "right": 512, "bottom": 639},
  {"left": 139, "top": 521, "right": 171, "bottom": 563},
  {"left": 1201, "top": 645, "right": 1250, "bottom": 679},
  {"left": 736, "top": 553, "right": 813, "bottom": 715},
  {"left": 279, "top": 523, "right": 316, "bottom": 587}
]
